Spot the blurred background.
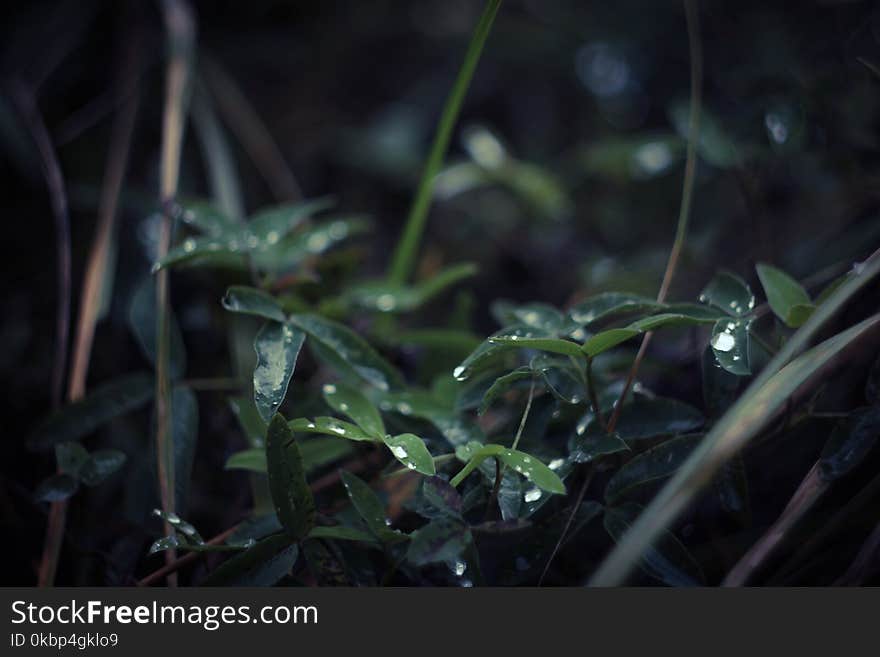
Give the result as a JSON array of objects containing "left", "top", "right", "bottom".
[{"left": 2, "top": 0, "right": 880, "bottom": 584}]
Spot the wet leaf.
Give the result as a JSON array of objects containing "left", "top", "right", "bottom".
[
  {"left": 568, "top": 292, "right": 662, "bottom": 327},
  {"left": 34, "top": 473, "right": 78, "bottom": 502},
  {"left": 128, "top": 277, "right": 187, "bottom": 379},
  {"left": 701, "top": 345, "right": 741, "bottom": 417},
  {"left": 79, "top": 449, "right": 127, "bottom": 487},
  {"left": 307, "top": 525, "right": 381, "bottom": 545},
  {"left": 348, "top": 263, "right": 477, "bottom": 313},
  {"left": 451, "top": 444, "right": 565, "bottom": 494},
  {"left": 27, "top": 372, "right": 154, "bottom": 450},
  {"left": 489, "top": 335, "right": 584, "bottom": 358},
  {"left": 266, "top": 414, "right": 315, "bottom": 540},
  {"left": 383, "top": 433, "right": 436, "bottom": 475},
  {"left": 321, "top": 382, "right": 385, "bottom": 438},
  {"left": 452, "top": 325, "right": 543, "bottom": 382},
  {"left": 222, "top": 285, "right": 286, "bottom": 322},
  {"left": 569, "top": 431, "right": 629, "bottom": 463},
  {"left": 710, "top": 318, "right": 751, "bottom": 376},
  {"left": 247, "top": 197, "right": 335, "bottom": 242},
  {"left": 478, "top": 367, "right": 532, "bottom": 416},
  {"left": 55, "top": 442, "right": 89, "bottom": 476},
  {"left": 229, "top": 396, "right": 267, "bottom": 447},
  {"left": 225, "top": 448, "right": 267, "bottom": 473},
  {"left": 290, "top": 416, "right": 375, "bottom": 442},
  {"left": 421, "top": 476, "right": 464, "bottom": 519},
  {"left": 492, "top": 301, "right": 570, "bottom": 334},
  {"left": 339, "top": 471, "right": 404, "bottom": 543},
  {"left": 203, "top": 533, "right": 299, "bottom": 586},
  {"left": 612, "top": 397, "right": 704, "bottom": 442},
  {"left": 253, "top": 321, "right": 305, "bottom": 422},
  {"left": 699, "top": 271, "right": 755, "bottom": 317},
  {"left": 177, "top": 199, "right": 237, "bottom": 236},
  {"left": 604, "top": 504, "right": 704, "bottom": 586},
  {"left": 582, "top": 328, "right": 640, "bottom": 358},
  {"left": 406, "top": 518, "right": 472, "bottom": 570},
  {"left": 605, "top": 434, "right": 703, "bottom": 504},
  {"left": 756, "top": 263, "right": 814, "bottom": 328},
  {"left": 381, "top": 391, "right": 485, "bottom": 447},
  {"left": 290, "top": 313, "right": 403, "bottom": 391},
  {"left": 820, "top": 406, "right": 880, "bottom": 481}
]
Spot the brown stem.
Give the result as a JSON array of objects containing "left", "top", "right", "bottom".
[{"left": 723, "top": 462, "right": 828, "bottom": 586}]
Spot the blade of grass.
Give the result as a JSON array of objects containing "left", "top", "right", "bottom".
[
  {"left": 386, "top": 0, "right": 502, "bottom": 285},
  {"left": 590, "top": 259, "right": 880, "bottom": 588},
  {"left": 155, "top": 0, "right": 196, "bottom": 584}
]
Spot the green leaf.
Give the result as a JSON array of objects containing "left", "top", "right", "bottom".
[
  {"left": 79, "top": 449, "right": 127, "bottom": 487},
  {"left": 225, "top": 448, "right": 267, "bottom": 473},
  {"left": 478, "top": 367, "right": 532, "bottom": 416},
  {"left": 27, "top": 372, "right": 154, "bottom": 450},
  {"left": 290, "top": 313, "right": 403, "bottom": 391},
  {"left": 383, "top": 433, "right": 436, "bottom": 475},
  {"left": 581, "top": 328, "right": 640, "bottom": 358},
  {"left": 339, "top": 471, "right": 403, "bottom": 543},
  {"left": 222, "top": 285, "right": 286, "bottom": 322},
  {"left": 450, "top": 444, "right": 565, "bottom": 494},
  {"left": 153, "top": 235, "right": 247, "bottom": 271},
  {"left": 177, "top": 199, "right": 237, "bottom": 236},
  {"left": 492, "top": 301, "right": 570, "bottom": 333},
  {"left": 533, "top": 355, "right": 584, "bottom": 405},
  {"left": 699, "top": 271, "right": 755, "bottom": 317},
  {"left": 266, "top": 414, "right": 315, "bottom": 540},
  {"left": 229, "top": 395, "right": 267, "bottom": 447},
  {"left": 756, "top": 263, "right": 814, "bottom": 328},
  {"left": 290, "top": 416, "right": 375, "bottom": 442},
  {"left": 604, "top": 504, "right": 704, "bottom": 586},
  {"left": 253, "top": 321, "right": 305, "bottom": 422},
  {"left": 152, "top": 509, "right": 203, "bottom": 543},
  {"left": 612, "top": 398, "right": 704, "bottom": 442},
  {"left": 569, "top": 293, "right": 662, "bottom": 326},
  {"left": 710, "top": 318, "right": 751, "bottom": 376},
  {"left": 605, "top": 435, "right": 703, "bottom": 504},
  {"left": 701, "top": 345, "right": 741, "bottom": 416},
  {"left": 406, "top": 518, "right": 472, "bottom": 570},
  {"left": 128, "top": 277, "right": 187, "bottom": 378},
  {"left": 307, "top": 525, "right": 381, "bottom": 545},
  {"left": 820, "top": 407, "right": 880, "bottom": 481},
  {"left": 55, "top": 442, "right": 89, "bottom": 477},
  {"left": 348, "top": 263, "right": 477, "bottom": 313},
  {"left": 489, "top": 334, "right": 584, "bottom": 358},
  {"left": 569, "top": 432, "right": 630, "bottom": 463},
  {"left": 247, "top": 197, "right": 335, "bottom": 242},
  {"left": 34, "top": 473, "right": 78, "bottom": 502},
  {"left": 380, "top": 391, "right": 485, "bottom": 447},
  {"left": 203, "top": 533, "right": 299, "bottom": 586},
  {"left": 321, "top": 382, "right": 385, "bottom": 438},
  {"left": 452, "top": 325, "right": 543, "bottom": 382},
  {"left": 253, "top": 216, "right": 370, "bottom": 272},
  {"left": 419, "top": 476, "right": 464, "bottom": 520}
]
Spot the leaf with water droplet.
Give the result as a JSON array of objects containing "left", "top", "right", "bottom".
[
  {"left": 701, "top": 345, "right": 742, "bottom": 418},
  {"left": 699, "top": 271, "right": 754, "bottom": 318},
  {"left": 605, "top": 434, "right": 703, "bottom": 504},
  {"left": 756, "top": 263, "right": 814, "bottom": 328},
  {"left": 450, "top": 444, "right": 565, "bottom": 494},
  {"left": 568, "top": 292, "right": 663, "bottom": 327},
  {"left": 290, "top": 313, "right": 403, "bottom": 392},
  {"left": 416, "top": 476, "right": 464, "bottom": 520},
  {"left": 247, "top": 197, "right": 335, "bottom": 242},
  {"left": 321, "top": 381, "right": 385, "bottom": 439},
  {"left": 222, "top": 285, "right": 286, "bottom": 322},
  {"left": 452, "top": 325, "right": 543, "bottom": 382},
  {"left": 532, "top": 355, "right": 584, "bottom": 405},
  {"left": 307, "top": 525, "right": 382, "bottom": 545},
  {"left": 27, "top": 372, "right": 154, "bottom": 451},
  {"left": 492, "top": 301, "right": 572, "bottom": 334},
  {"left": 380, "top": 390, "right": 485, "bottom": 447},
  {"left": 253, "top": 215, "right": 370, "bottom": 272},
  {"left": 569, "top": 431, "right": 629, "bottom": 463},
  {"left": 603, "top": 503, "right": 704, "bottom": 586},
  {"left": 266, "top": 414, "right": 315, "bottom": 540},
  {"left": 347, "top": 263, "right": 477, "bottom": 314},
  {"left": 79, "top": 449, "right": 127, "bottom": 487},
  {"left": 489, "top": 335, "right": 585, "bottom": 358},
  {"left": 582, "top": 328, "right": 641, "bottom": 358},
  {"left": 710, "top": 318, "right": 751, "bottom": 376},
  {"left": 289, "top": 416, "right": 375, "bottom": 442},
  {"left": 612, "top": 397, "right": 704, "bottom": 442},
  {"left": 383, "top": 433, "right": 436, "bottom": 475},
  {"left": 820, "top": 406, "right": 880, "bottom": 481},
  {"left": 406, "top": 518, "right": 472, "bottom": 571},
  {"left": 176, "top": 199, "right": 238, "bottom": 236},
  {"left": 253, "top": 321, "right": 305, "bottom": 422},
  {"left": 340, "top": 471, "right": 404, "bottom": 544},
  {"left": 202, "top": 533, "right": 299, "bottom": 586},
  {"left": 229, "top": 395, "right": 267, "bottom": 448},
  {"left": 55, "top": 442, "right": 90, "bottom": 477}
]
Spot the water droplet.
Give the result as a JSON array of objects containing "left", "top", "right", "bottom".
[
  {"left": 524, "top": 487, "right": 542, "bottom": 503},
  {"left": 548, "top": 458, "right": 565, "bottom": 470},
  {"left": 323, "top": 384, "right": 337, "bottom": 395},
  {"left": 711, "top": 331, "right": 736, "bottom": 352},
  {"left": 453, "top": 560, "right": 467, "bottom": 576},
  {"left": 453, "top": 366, "right": 467, "bottom": 381},
  {"left": 182, "top": 238, "right": 196, "bottom": 253},
  {"left": 396, "top": 402, "right": 412, "bottom": 414},
  {"left": 266, "top": 230, "right": 280, "bottom": 245},
  {"left": 376, "top": 293, "right": 396, "bottom": 312},
  {"left": 390, "top": 445, "right": 408, "bottom": 459}
]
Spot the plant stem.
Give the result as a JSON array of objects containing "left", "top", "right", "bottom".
[
  {"left": 510, "top": 378, "right": 535, "bottom": 452},
  {"left": 387, "top": 0, "right": 502, "bottom": 285},
  {"left": 606, "top": 0, "right": 703, "bottom": 435},
  {"left": 585, "top": 357, "right": 606, "bottom": 431},
  {"left": 155, "top": 0, "right": 196, "bottom": 585}
]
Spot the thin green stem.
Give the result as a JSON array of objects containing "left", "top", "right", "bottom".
[
  {"left": 387, "top": 0, "right": 502, "bottom": 285},
  {"left": 585, "top": 357, "right": 606, "bottom": 431},
  {"left": 510, "top": 378, "right": 535, "bottom": 452}
]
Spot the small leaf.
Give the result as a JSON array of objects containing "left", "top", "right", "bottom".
[
  {"left": 421, "top": 476, "right": 464, "bottom": 519},
  {"left": 568, "top": 292, "right": 662, "bottom": 326},
  {"left": 381, "top": 391, "right": 485, "bottom": 447},
  {"left": 348, "top": 263, "right": 477, "bottom": 313},
  {"left": 383, "top": 433, "right": 436, "bottom": 475},
  {"left": 266, "top": 414, "right": 315, "bottom": 540},
  {"left": 321, "top": 382, "right": 385, "bottom": 438},
  {"left": 290, "top": 313, "right": 403, "bottom": 391},
  {"left": 55, "top": 442, "right": 89, "bottom": 477},
  {"left": 756, "top": 263, "right": 814, "bottom": 328},
  {"left": 253, "top": 321, "right": 305, "bottom": 422},
  {"left": 27, "top": 372, "right": 154, "bottom": 450},
  {"left": 339, "top": 471, "right": 403, "bottom": 543},
  {"left": 820, "top": 407, "right": 880, "bottom": 481},
  {"left": 452, "top": 325, "right": 544, "bottom": 382},
  {"left": 406, "top": 518, "right": 472, "bottom": 570},
  {"left": 34, "top": 473, "right": 78, "bottom": 502},
  {"left": 152, "top": 509, "right": 203, "bottom": 543},
  {"left": 604, "top": 504, "right": 704, "bottom": 586},
  {"left": 225, "top": 448, "right": 267, "bottom": 473},
  {"left": 489, "top": 335, "right": 584, "bottom": 358},
  {"left": 289, "top": 416, "right": 375, "bottom": 442},
  {"left": 569, "top": 432, "right": 630, "bottom": 463},
  {"left": 307, "top": 525, "right": 381, "bottom": 545},
  {"left": 582, "top": 328, "right": 641, "bottom": 358},
  {"left": 203, "top": 533, "right": 299, "bottom": 586},
  {"left": 710, "top": 318, "right": 751, "bottom": 376},
  {"left": 451, "top": 444, "right": 565, "bottom": 494},
  {"left": 699, "top": 271, "right": 755, "bottom": 317},
  {"left": 605, "top": 434, "right": 703, "bottom": 504},
  {"left": 492, "top": 301, "right": 569, "bottom": 333},
  {"left": 177, "top": 200, "right": 238, "bottom": 236},
  {"left": 247, "top": 197, "right": 334, "bottom": 242},
  {"left": 701, "top": 345, "right": 741, "bottom": 417},
  {"left": 222, "top": 286, "right": 286, "bottom": 322},
  {"left": 229, "top": 395, "right": 267, "bottom": 447},
  {"left": 79, "top": 449, "right": 127, "bottom": 487}
]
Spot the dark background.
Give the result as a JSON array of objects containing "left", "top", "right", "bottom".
[{"left": 2, "top": 0, "right": 880, "bottom": 585}]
